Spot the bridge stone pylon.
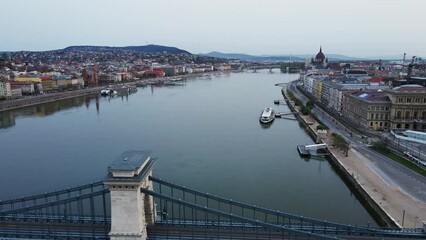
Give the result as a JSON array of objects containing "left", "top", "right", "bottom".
[{"left": 104, "top": 150, "right": 156, "bottom": 240}]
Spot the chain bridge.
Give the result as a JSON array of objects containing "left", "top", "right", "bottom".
[{"left": 1, "top": 150, "right": 425, "bottom": 239}]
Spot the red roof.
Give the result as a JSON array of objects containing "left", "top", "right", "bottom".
[
  {"left": 143, "top": 70, "right": 164, "bottom": 77},
  {"left": 329, "top": 65, "right": 343, "bottom": 71},
  {"left": 367, "top": 77, "right": 384, "bottom": 83},
  {"left": 39, "top": 76, "right": 52, "bottom": 81},
  {"left": 10, "top": 81, "right": 33, "bottom": 85}
]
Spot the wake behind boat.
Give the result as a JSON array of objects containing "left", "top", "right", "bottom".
[{"left": 259, "top": 107, "right": 275, "bottom": 124}]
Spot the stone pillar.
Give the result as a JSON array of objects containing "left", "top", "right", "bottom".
[
  {"left": 104, "top": 150, "right": 156, "bottom": 240},
  {"left": 142, "top": 170, "right": 156, "bottom": 225},
  {"left": 108, "top": 182, "right": 146, "bottom": 240}
]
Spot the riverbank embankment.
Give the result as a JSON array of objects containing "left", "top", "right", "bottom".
[
  {"left": 0, "top": 87, "right": 104, "bottom": 112},
  {"left": 282, "top": 87, "right": 426, "bottom": 228},
  {"left": 0, "top": 71, "right": 235, "bottom": 113}
]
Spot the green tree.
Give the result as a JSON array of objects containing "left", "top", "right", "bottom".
[
  {"left": 300, "top": 105, "right": 311, "bottom": 115},
  {"left": 332, "top": 133, "right": 342, "bottom": 147},
  {"left": 294, "top": 99, "right": 302, "bottom": 106},
  {"left": 306, "top": 100, "right": 315, "bottom": 109},
  {"left": 316, "top": 124, "right": 328, "bottom": 130},
  {"left": 332, "top": 133, "right": 349, "bottom": 155}
]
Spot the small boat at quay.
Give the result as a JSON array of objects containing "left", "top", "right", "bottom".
[
  {"left": 100, "top": 89, "right": 117, "bottom": 96},
  {"left": 259, "top": 107, "right": 275, "bottom": 124}
]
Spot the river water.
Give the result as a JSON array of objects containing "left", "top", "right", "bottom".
[{"left": 0, "top": 70, "right": 377, "bottom": 225}]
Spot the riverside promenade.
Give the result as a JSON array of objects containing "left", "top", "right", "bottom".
[{"left": 283, "top": 88, "right": 426, "bottom": 229}]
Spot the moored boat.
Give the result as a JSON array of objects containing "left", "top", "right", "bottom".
[
  {"left": 100, "top": 89, "right": 117, "bottom": 96},
  {"left": 259, "top": 107, "right": 275, "bottom": 124}
]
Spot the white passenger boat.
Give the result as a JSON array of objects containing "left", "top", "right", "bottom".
[
  {"left": 100, "top": 89, "right": 117, "bottom": 96},
  {"left": 259, "top": 107, "right": 275, "bottom": 124}
]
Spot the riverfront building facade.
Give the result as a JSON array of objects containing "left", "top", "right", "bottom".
[
  {"left": 342, "top": 85, "right": 426, "bottom": 131},
  {"left": 385, "top": 85, "right": 426, "bottom": 130},
  {"left": 343, "top": 90, "right": 391, "bottom": 131},
  {"left": 301, "top": 56, "right": 426, "bottom": 131},
  {"left": 0, "top": 81, "right": 12, "bottom": 99}
]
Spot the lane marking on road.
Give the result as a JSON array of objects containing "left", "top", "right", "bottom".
[
  {"left": 396, "top": 186, "right": 426, "bottom": 205},
  {"left": 352, "top": 148, "right": 397, "bottom": 187}
]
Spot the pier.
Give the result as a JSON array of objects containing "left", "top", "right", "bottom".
[
  {"left": 298, "top": 143, "right": 328, "bottom": 156},
  {"left": 275, "top": 110, "right": 298, "bottom": 120}
]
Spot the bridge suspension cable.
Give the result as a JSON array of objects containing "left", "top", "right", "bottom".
[
  {"left": 0, "top": 181, "right": 110, "bottom": 239},
  {"left": 148, "top": 176, "right": 426, "bottom": 239},
  {"left": 142, "top": 186, "right": 336, "bottom": 240}
]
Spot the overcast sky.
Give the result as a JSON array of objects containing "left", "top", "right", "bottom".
[{"left": 2, "top": 0, "right": 425, "bottom": 57}]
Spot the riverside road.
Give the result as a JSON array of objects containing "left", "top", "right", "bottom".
[{"left": 288, "top": 81, "right": 426, "bottom": 204}]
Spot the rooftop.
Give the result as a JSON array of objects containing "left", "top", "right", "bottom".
[
  {"left": 10, "top": 81, "right": 33, "bottom": 85},
  {"left": 367, "top": 77, "right": 384, "bottom": 83},
  {"left": 39, "top": 76, "right": 52, "bottom": 81},
  {"left": 391, "top": 84, "right": 425, "bottom": 93},
  {"left": 315, "top": 47, "right": 325, "bottom": 60},
  {"left": 108, "top": 150, "right": 152, "bottom": 171},
  {"left": 408, "top": 77, "right": 426, "bottom": 81},
  {"left": 350, "top": 90, "right": 390, "bottom": 102}
]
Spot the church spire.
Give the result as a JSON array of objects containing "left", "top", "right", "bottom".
[{"left": 319, "top": 46, "right": 322, "bottom": 53}]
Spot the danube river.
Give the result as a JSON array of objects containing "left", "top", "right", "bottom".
[{"left": 0, "top": 70, "right": 377, "bottom": 225}]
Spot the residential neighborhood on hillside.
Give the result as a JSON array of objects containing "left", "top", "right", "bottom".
[{"left": 0, "top": 45, "right": 237, "bottom": 98}]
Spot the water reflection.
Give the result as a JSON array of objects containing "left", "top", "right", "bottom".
[
  {"left": 32, "top": 97, "right": 89, "bottom": 117},
  {"left": 0, "top": 111, "right": 15, "bottom": 129},
  {"left": 0, "top": 92, "right": 139, "bottom": 129},
  {"left": 259, "top": 122, "right": 273, "bottom": 129},
  {"left": 301, "top": 155, "right": 327, "bottom": 162}
]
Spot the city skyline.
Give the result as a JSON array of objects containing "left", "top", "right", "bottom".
[{"left": 2, "top": 0, "right": 426, "bottom": 57}]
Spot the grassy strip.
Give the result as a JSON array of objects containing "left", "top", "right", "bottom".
[{"left": 369, "top": 145, "right": 426, "bottom": 176}]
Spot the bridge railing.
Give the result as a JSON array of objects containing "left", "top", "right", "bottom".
[
  {"left": 0, "top": 181, "right": 111, "bottom": 239},
  {"left": 0, "top": 181, "right": 104, "bottom": 210},
  {"left": 0, "top": 181, "right": 110, "bottom": 219},
  {"left": 148, "top": 177, "right": 426, "bottom": 239},
  {"left": 142, "top": 186, "right": 335, "bottom": 240}
]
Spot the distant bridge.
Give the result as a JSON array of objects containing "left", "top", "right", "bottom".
[
  {"left": 244, "top": 64, "right": 282, "bottom": 72},
  {"left": 1, "top": 150, "right": 425, "bottom": 239}
]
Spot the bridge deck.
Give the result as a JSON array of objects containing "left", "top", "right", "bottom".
[{"left": 148, "top": 225, "right": 421, "bottom": 240}]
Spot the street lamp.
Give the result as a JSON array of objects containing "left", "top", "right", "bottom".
[
  {"left": 414, "top": 216, "right": 418, "bottom": 228},
  {"left": 418, "top": 145, "right": 421, "bottom": 158}
]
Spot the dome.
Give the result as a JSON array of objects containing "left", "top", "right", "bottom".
[{"left": 315, "top": 47, "right": 325, "bottom": 60}]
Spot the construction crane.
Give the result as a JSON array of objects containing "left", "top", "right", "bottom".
[{"left": 407, "top": 55, "right": 417, "bottom": 78}]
